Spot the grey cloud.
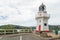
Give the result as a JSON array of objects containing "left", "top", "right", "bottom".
[{"left": 0, "top": 0, "right": 60, "bottom": 26}]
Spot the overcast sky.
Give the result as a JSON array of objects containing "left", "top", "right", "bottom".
[{"left": 0, "top": 0, "right": 60, "bottom": 26}]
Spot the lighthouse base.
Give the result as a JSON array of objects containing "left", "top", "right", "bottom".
[
  {"left": 41, "top": 30, "right": 50, "bottom": 32},
  {"left": 35, "top": 30, "right": 50, "bottom": 32}
]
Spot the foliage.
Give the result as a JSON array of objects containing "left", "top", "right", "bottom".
[
  {"left": 0, "top": 24, "right": 15, "bottom": 29},
  {"left": 49, "top": 25, "right": 60, "bottom": 30},
  {"left": 0, "top": 24, "right": 34, "bottom": 29}
]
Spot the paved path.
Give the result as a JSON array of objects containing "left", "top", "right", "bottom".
[
  {"left": 22, "top": 33, "right": 40, "bottom": 40},
  {"left": 0, "top": 33, "right": 40, "bottom": 40},
  {"left": 0, "top": 33, "right": 60, "bottom": 40}
]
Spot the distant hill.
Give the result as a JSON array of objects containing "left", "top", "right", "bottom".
[
  {"left": 49, "top": 25, "right": 60, "bottom": 30},
  {"left": 0, "top": 24, "right": 60, "bottom": 30},
  {"left": 0, "top": 24, "right": 32, "bottom": 29}
]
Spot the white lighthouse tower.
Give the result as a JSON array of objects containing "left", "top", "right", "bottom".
[{"left": 35, "top": 3, "right": 50, "bottom": 32}]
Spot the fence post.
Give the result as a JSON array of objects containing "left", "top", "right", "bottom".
[
  {"left": 4, "top": 29, "right": 6, "bottom": 35},
  {"left": 13, "top": 29, "right": 14, "bottom": 34}
]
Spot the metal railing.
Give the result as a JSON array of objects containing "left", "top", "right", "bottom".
[
  {"left": 0, "top": 29, "right": 17, "bottom": 34},
  {"left": 0, "top": 29, "right": 34, "bottom": 34}
]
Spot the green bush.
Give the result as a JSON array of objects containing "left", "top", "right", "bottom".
[
  {"left": 6, "top": 30, "right": 13, "bottom": 32},
  {"left": 0, "top": 30, "right": 4, "bottom": 32}
]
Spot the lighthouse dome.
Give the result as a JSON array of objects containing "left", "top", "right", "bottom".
[{"left": 39, "top": 3, "right": 46, "bottom": 11}]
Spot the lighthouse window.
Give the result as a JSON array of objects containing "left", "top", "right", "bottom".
[{"left": 44, "top": 23, "right": 47, "bottom": 26}]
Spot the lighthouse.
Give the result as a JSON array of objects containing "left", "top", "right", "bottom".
[{"left": 35, "top": 3, "right": 50, "bottom": 32}]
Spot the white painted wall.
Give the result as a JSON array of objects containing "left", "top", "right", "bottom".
[{"left": 36, "top": 11, "right": 50, "bottom": 31}]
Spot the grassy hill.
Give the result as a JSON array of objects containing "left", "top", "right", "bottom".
[
  {"left": 0, "top": 24, "right": 34, "bottom": 29},
  {"left": 0, "top": 24, "right": 60, "bottom": 30}
]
